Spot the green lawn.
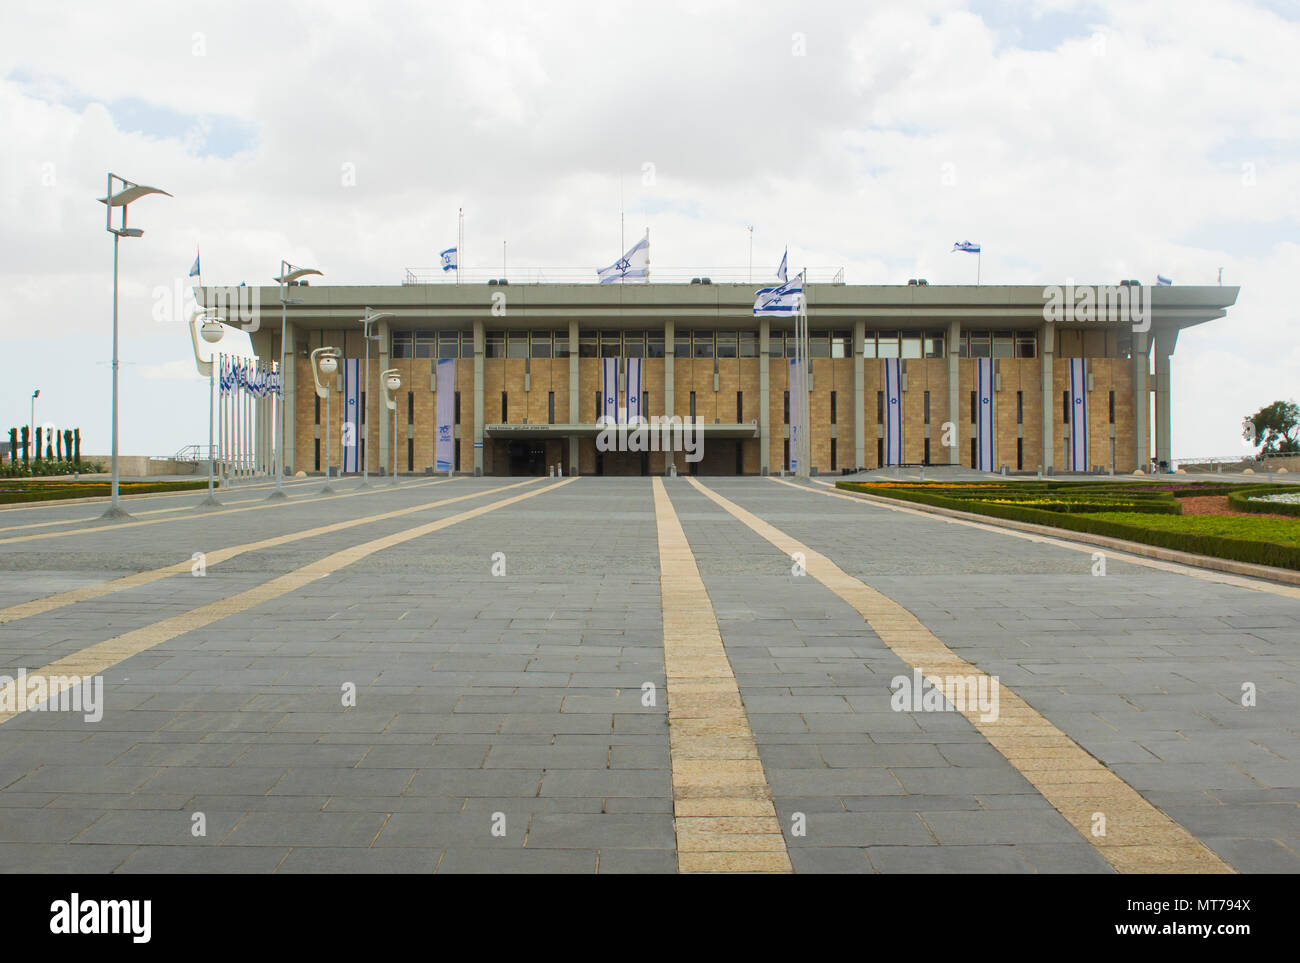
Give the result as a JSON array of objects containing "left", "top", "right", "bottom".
[{"left": 1086, "top": 511, "right": 1300, "bottom": 548}]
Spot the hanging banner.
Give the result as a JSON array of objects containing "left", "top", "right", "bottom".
[
  {"left": 884, "top": 358, "right": 903, "bottom": 466},
  {"left": 789, "top": 357, "right": 805, "bottom": 472},
  {"left": 435, "top": 358, "right": 455, "bottom": 473},
  {"left": 625, "top": 358, "right": 643, "bottom": 424},
  {"left": 977, "top": 357, "right": 995, "bottom": 471},
  {"left": 601, "top": 357, "right": 619, "bottom": 425},
  {"left": 1069, "top": 358, "right": 1089, "bottom": 471},
  {"left": 341, "top": 358, "right": 360, "bottom": 473}
]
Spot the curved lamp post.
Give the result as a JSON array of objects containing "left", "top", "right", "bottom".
[
  {"left": 268, "top": 260, "right": 323, "bottom": 501},
  {"left": 311, "top": 346, "right": 340, "bottom": 493},
  {"left": 357, "top": 309, "right": 394, "bottom": 488},
  {"left": 98, "top": 173, "right": 171, "bottom": 519},
  {"left": 382, "top": 368, "right": 401, "bottom": 484},
  {"left": 188, "top": 307, "right": 225, "bottom": 507}
]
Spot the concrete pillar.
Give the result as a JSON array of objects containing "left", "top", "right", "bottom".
[
  {"left": 282, "top": 323, "right": 296, "bottom": 475},
  {"left": 759, "top": 318, "right": 770, "bottom": 474},
  {"left": 1133, "top": 330, "right": 1150, "bottom": 472},
  {"left": 377, "top": 318, "right": 390, "bottom": 475},
  {"left": 568, "top": 319, "right": 579, "bottom": 474},
  {"left": 473, "top": 319, "right": 485, "bottom": 476},
  {"left": 1153, "top": 327, "right": 1178, "bottom": 471},
  {"left": 1041, "top": 322, "right": 1055, "bottom": 473},
  {"left": 947, "top": 320, "right": 961, "bottom": 465},
  {"left": 853, "top": 320, "right": 865, "bottom": 470}
]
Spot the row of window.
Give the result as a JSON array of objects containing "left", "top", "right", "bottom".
[{"left": 391, "top": 329, "right": 1039, "bottom": 360}]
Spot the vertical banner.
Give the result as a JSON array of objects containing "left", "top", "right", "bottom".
[
  {"left": 977, "top": 357, "right": 995, "bottom": 471},
  {"left": 1069, "top": 357, "right": 1089, "bottom": 471},
  {"left": 342, "top": 358, "right": 360, "bottom": 473},
  {"left": 601, "top": 357, "right": 619, "bottom": 425},
  {"left": 884, "top": 358, "right": 903, "bottom": 466},
  {"left": 436, "top": 358, "right": 455, "bottom": 473},
  {"left": 788, "top": 357, "right": 805, "bottom": 472},
  {"left": 625, "top": 358, "right": 643, "bottom": 424}
]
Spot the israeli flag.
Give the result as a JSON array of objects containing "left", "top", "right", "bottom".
[
  {"left": 754, "top": 271, "right": 804, "bottom": 317},
  {"left": 440, "top": 247, "right": 457, "bottom": 272},
  {"left": 952, "top": 240, "right": 980, "bottom": 254},
  {"left": 883, "top": 359, "right": 903, "bottom": 466},
  {"left": 776, "top": 249, "right": 788, "bottom": 284},
  {"left": 1068, "top": 358, "right": 1089, "bottom": 471},
  {"left": 1156, "top": 275, "right": 1171, "bottom": 286},
  {"left": 189, "top": 249, "right": 201, "bottom": 278},
  {"left": 625, "top": 358, "right": 643, "bottom": 424},
  {"left": 597, "top": 233, "right": 649, "bottom": 284},
  {"left": 976, "top": 358, "right": 995, "bottom": 471},
  {"left": 600, "top": 358, "right": 619, "bottom": 424}
]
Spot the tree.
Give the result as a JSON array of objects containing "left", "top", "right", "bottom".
[
  {"left": 74, "top": 428, "right": 81, "bottom": 464},
  {"left": 20, "top": 426, "right": 29, "bottom": 468},
  {"left": 7, "top": 428, "right": 15, "bottom": 466},
  {"left": 1243, "top": 400, "right": 1300, "bottom": 455}
]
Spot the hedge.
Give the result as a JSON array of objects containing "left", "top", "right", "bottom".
[
  {"left": 0, "top": 481, "right": 208, "bottom": 505},
  {"left": 1226, "top": 487, "right": 1300, "bottom": 518},
  {"left": 836, "top": 481, "right": 1300, "bottom": 571}
]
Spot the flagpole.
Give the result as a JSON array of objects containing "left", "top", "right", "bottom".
[
  {"left": 977, "top": 251, "right": 981, "bottom": 286},
  {"left": 645, "top": 227, "right": 650, "bottom": 282},
  {"left": 457, "top": 208, "right": 463, "bottom": 285}
]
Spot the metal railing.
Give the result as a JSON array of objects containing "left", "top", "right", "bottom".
[{"left": 401, "top": 266, "right": 848, "bottom": 286}]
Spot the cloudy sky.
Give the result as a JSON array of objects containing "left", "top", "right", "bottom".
[{"left": 1, "top": 0, "right": 1296, "bottom": 459}]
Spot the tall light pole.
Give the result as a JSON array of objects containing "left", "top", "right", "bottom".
[
  {"left": 269, "top": 260, "right": 323, "bottom": 500},
  {"left": 30, "top": 390, "right": 38, "bottom": 462},
  {"left": 357, "top": 309, "right": 394, "bottom": 488},
  {"left": 311, "top": 347, "right": 340, "bottom": 493},
  {"left": 98, "top": 174, "right": 171, "bottom": 519},
  {"left": 382, "top": 368, "right": 401, "bottom": 484},
  {"left": 188, "top": 308, "right": 225, "bottom": 507}
]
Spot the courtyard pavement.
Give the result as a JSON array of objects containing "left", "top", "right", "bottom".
[{"left": 0, "top": 474, "right": 1296, "bottom": 873}]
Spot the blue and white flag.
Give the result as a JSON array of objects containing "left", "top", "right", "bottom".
[
  {"left": 435, "top": 358, "right": 455, "bottom": 472},
  {"left": 600, "top": 358, "right": 619, "bottom": 425},
  {"left": 1068, "top": 358, "right": 1089, "bottom": 471},
  {"left": 776, "top": 249, "right": 788, "bottom": 284},
  {"left": 625, "top": 358, "right": 643, "bottom": 424},
  {"left": 341, "top": 358, "right": 360, "bottom": 473},
  {"left": 754, "top": 271, "right": 804, "bottom": 317},
  {"left": 953, "top": 240, "right": 980, "bottom": 254},
  {"left": 976, "top": 358, "right": 995, "bottom": 471},
  {"left": 1156, "top": 275, "right": 1171, "bottom": 286},
  {"left": 440, "top": 247, "right": 457, "bottom": 272},
  {"left": 189, "top": 249, "right": 201, "bottom": 278},
  {"left": 598, "top": 233, "right": 649, "bottom": 284},
  {"left": 883, "top": 358, "right": 903, "bottom": 466}
]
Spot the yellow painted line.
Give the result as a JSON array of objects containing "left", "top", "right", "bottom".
[
  {"left": 810, "top": 478, "right": 1300, "bottom": 600},
  {"left": 651, "top": 477, "right": 792, "bottom": 874},
  {"left": 0, "top": 478, "right": 577, "bottom": 727},
  {"left": 690, "top": 476, "right": 1233, "bottom": 875},
  {"left": 0, "top": 476, "right": 456, "bottom": 546},
  {"left": 0, "top": 478, "right": 534, "bottom": 626}
]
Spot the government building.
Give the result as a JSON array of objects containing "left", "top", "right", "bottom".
[{"left": 199, "top": 279, "right": 1238, "bottom": 477}]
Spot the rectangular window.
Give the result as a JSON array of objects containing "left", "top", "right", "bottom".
[
  {"left": 414, "top": 332, "right": 436, "bottom": 359},
  {"left": 993, "top": 331, "right": 1014, "bottom": 359},
  {"left": 924, "top": 332, "right": 946, "bottom": 358},
  {"left": 924, "top": 390, "right": 931, "bottom": 425},
  {"left": 1017, "top": 391, "right": 1023, "bottom": 425},
  {"left": 830, "top": 391, "right": 837, "bottom": 425},
  {"left": 831, "top": 330, "right": 851, "bottom": 359},
  {"left": 1017, "top": 437, "right": 1024, "bottom": 471},
  {"left": 1016, "top": 332, "right": 1037, "bottom": 358},
  {"left": 739, "top": 331, "right": 759, "bottom": 358},
  {"left": 553, "top": 330, "right": 570, "bottom": 358},
  {"left": 877, "top": 391, "right": 883, "bottom": 423},
  {"left": 1109, "top": 390, "right": 1116, "bottom": 424},
  {"left": 693, "top": 330, "right": 714, "bottom": 359},
  {"left": 784, "top": 439, "right": 791, "bottom": 471},
  {"left": 877, "top": 332, "right": 900, "bottom": 359},
  {"left": 924, "top": 438, "right": 931, "bottom": 465},
  {"left": 361, "top": 392, "right": 366, "bottom": 426},
  {"left": 863, "top": 332, "right": 878, "bottom": 359},
  {"left": 877, "top": 437, "right": 883, "bottom": 466},
  {"left": 485, "top": 331, "right": 505, "bottom": 358},
  {"left": 1063, "top": 391, "right": 1070, "bottom": 423},
  {"left": 501, "top": 391, "right": 508, "bottom": 423},
  {"left": 600, "top": 332, "right": 622, "bottom": 358},
  {"left": 971, "top": 437, "right": 977, "bottom": 466},
  {"left": 548, "top": 391, "right": 555, "bottom": 425},
  {"left": 689, "top": 391, "right": 696, "bottom": 418},
  {"left": 578, "top": 332, "right": 598, "bottom": 358},
  {"left": 901, "top": 335, "right": 923, "bottom": 359},
  {"left": 314, "top": 439, "right": 320, "bottom": 472},
  {"left": 647, "top": 332, "right": 665, "bottom": 358},
  {"left": 438, "top": 330, "right": 460, "bottom": 359},
  {"left": 391, "top": 331, "right": 413, "bottom": 359},
  {"left": 716, "top": 331, "right": 738, "bottom": 359},
  {"left": 737, "top": 390, "right": 744, "bottom": 422},
  {"left": 407, "top": 392, "right": 413, "bottom": 425},
  {"left": 784, "top": 391, "right": 790, "bottom": 424},
  {"left": 505, "top": 331, "right": 527, "bottom": 359},
  {"left": 674, "top": 333, "right": 690, "bottom": 358},
  {"left": 809, "top": 332, "right": 829, "bottom": 358},
  {"left": 830, "top": 438, "right": 837, "bottom": 470},
  {"left": 971, "top": 391, "right": 978, "bottom": 423},
  {"left": 623, "top": 331, "right": 646, "bottom": 358},
  {"left": 968, "top": 331, "right": 991, "bottom": 358},
  {"left": 314, "top": 395, "right": 320, "bottom": 425},
  {"left": 455, "top": 439, "right": 461, "bottom": 472},
  {"left": 531, "top": 332, "right": 551, "bottom": 359},
  {"left": 595, "top": 391, "right": 601, "bottom": 418},
  {"left": 784, "top": 332, "right": 798, "bottom": 358},
  {"left": 454, "top": 392, "right": 461, "bottom": 425},
  {"left": 407, "top": 437, "right": 413, "bottom": 472}
]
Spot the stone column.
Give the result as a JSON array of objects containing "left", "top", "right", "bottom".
[
  {"left": 1153, "top": 327, "right": 1178, "bottom": 471},
  {"left": 853, "top": 319, "right": 865, "bottom": 470},
  {"left": 473, "top": 319, "right": 485, "bottom": 476},
  {"left": 947, "top": 320, "right": 961, "bottom": 465},
  {"left": 568, "top": 319, "right": 579, "bottom": 475},
  {"left": 1041, "top": 322, "right": 1055, "bottom": 473},
  {"left": 759, "top": 318, "right": 770, "bottom": 474}
]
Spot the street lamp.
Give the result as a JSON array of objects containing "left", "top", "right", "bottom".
[
  {"left": 98, "top": 173, "right": 171, "bottom": 519},
  {"left": 188, "top": 307, "right": 225, "bottom": 507},
  {"left": 357, "top": 308, "right": 394, "bottom": 487},
  {"left": 311, "top": 347, "right": 340, "bottom": 493},
  {"left": 382, "top": 368, "right": 401, "bottom": 484},
  {"left": 268, "top": 260, "right": 323, "bottom": 501}
]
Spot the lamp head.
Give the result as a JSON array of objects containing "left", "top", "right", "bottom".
[
  {"left": 200, "top": 319, "right": 225, "bottom": 344},
  {"left": 318, "top": 355, "right": 338, "bottom": 376},
  {"left": 386, "top": 374, "right": 402, "bottom": 392}
]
